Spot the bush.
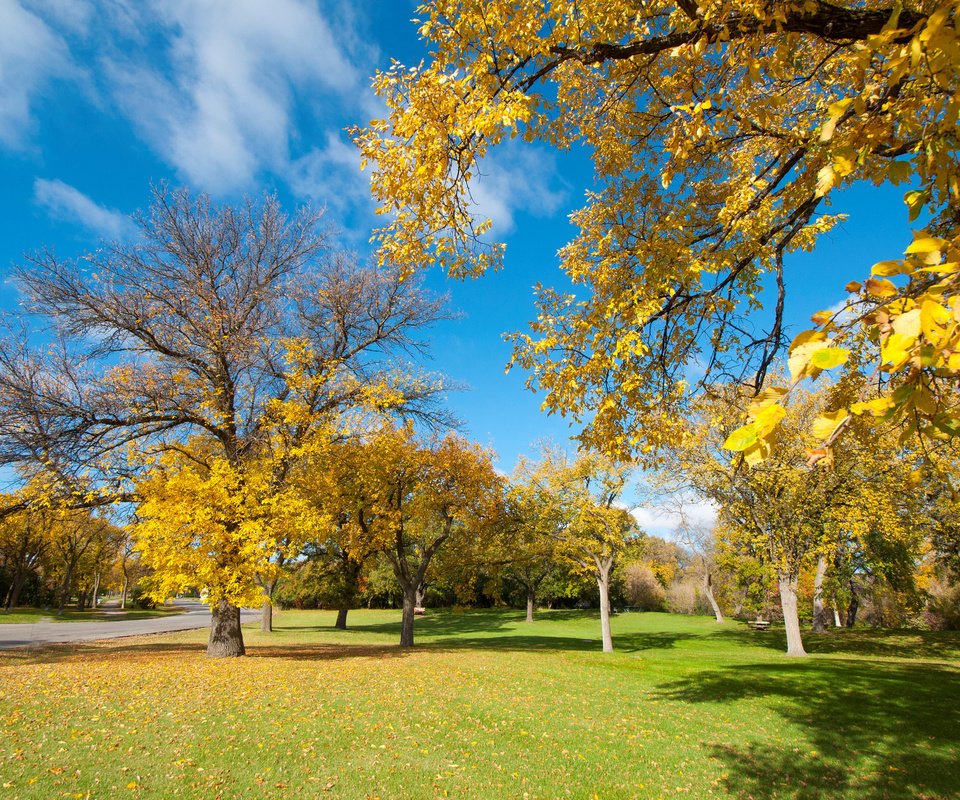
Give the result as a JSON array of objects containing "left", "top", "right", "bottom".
[
  {"left": 624, "top": 564, "right": 665, "bottom": 611},
  {"left": 129, "top": 586, "right": 157, "bottom": 610},
  {"left": 923, "top": 580, "right": 960, "bottom": 631}
]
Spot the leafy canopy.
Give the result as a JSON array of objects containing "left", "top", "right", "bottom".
[{"left": 355, "top": 0, "right": 960, "bottom": 462}]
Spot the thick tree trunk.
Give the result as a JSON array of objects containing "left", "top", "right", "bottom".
[
  {"left": 7, "top": 572, "right": 28, "bottom": 609},
  {"left": 400, "top": 586, "right": 417, "bottom": 647},
  {"left": 597, "top": 567, "right": 614, "bottom": 653},
  {"left": 702, "top": 570, "right": 724, "bottom": 623},
  {"left": 207, "top": 600, "right": 245, "bottom": 657},
  {"left": 259, "top": 579, "right": 276, "bottom": 633},
  {"left": 91, "top": 572, "right": 101, "bottom": 610},
  {"left": 846, "top": 594, "right": 859, "bottom": 628},
  {"left": 58, "top": 566, "right": 74, "bottom": 613},
  {"left": 260, "top": 600, "right": 273, "bottom": 633},
  {"left": 335, "top": 606, "right": 349, "bottom": 629},
  {"left": 812, "top": 554, "right": 828, "bottom": 633},
  {"left": 778, "top": 574, "right": 807, "bottom": 657},
  {"left": 415, "top": 584, "right": 426, "bottom": 609},
  {"left": 526, "top": 588, "right": 535, "bottom": 623}
]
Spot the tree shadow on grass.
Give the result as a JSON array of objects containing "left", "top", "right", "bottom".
[
  {"left": 708, "top": 624, "right": 960, "bottom": 663},
  {"left": 659, "top": 659, "right": 960, "bottom": 799}
]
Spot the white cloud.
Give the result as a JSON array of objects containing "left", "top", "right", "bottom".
[
  {"left": 288, "top": 130, "right": 370, "bottom": 214},
  {"left": 468, "top": 144, "right": 568, "bottom": 235},
  {"left": 105, "top": 0, "right": 364, "bottom": 193},
  {"left": 630, "top": 499, "right": 717, "bottom": 539},
  {"left": 0, "top": 0, "right": 76, "bottom": 148},
  {"left": 34, "top": 178, "right": 136, "bottom": 239}
]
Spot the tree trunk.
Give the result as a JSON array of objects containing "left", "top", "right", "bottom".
[
  {"left": 526, "top": 588, "right": 535, "bottom": 623},
  {"left": 335, "top": 606, "right": 349, "bottom": 629},
  {"left": 778, "top": 574, "right": 807, "bottom": 657},
  {"left": 702, "top": 570, "right": 724, "bottom": 623},
  {"left": 833, "top": 607, "right": 842, "bottom": 627},
  {"left": 400, "top": 585, "right": 417, "bottom": 647},
  {"left": 120, "top": 575, "right": 128, "bottom": 610},
  {"left": 415, "top": 584, "right": 426, "bottom": 608},
  {"left": 207, "top": 599, "right": 245, "bottom": 657},
  {"left": 597, "top": 566, "right": 614, "bottom": 653},
  {"left": 846, "top": 594, "right": 859, "bottom": 628},
  {"left": 812, "top": 554, "right": 828, "bottom": 633},
  {"left": 7, "top": 571, "right": 28, "bottom": 610},
  {"left": 260, "top": 600, "right": 273, "bottom": 633},
  {"left": 259, "top": 579, "right": 276, "bottom": 633},
  {"left": 91, "top": 572, "right": 101, "bottom": 610},
  {"left": 58, "top": 566, "right": 74, "bottom": 613}
]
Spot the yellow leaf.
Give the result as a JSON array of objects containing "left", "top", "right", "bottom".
[
  {"left": 812, "top": 409, "right": 850, "bottom": 440},
  {"left": 747, "top": 386, "right": 789, "bottom": 417},
  {"left": 871, "top": 260, "right": 906, "bottom": 277},
  {"left": 891, "top": 309, "right": 921, "bottom": 338},
  {"left": 844, "top": 281, "right": 862, "bottom": 293},
  {"left": 865, "top": 278, "right": 898, "bottom": 298},
  {"left": 752, "top": 402, "right": 786, "bottom": 436},
  {"left": 904, "top": 235, "right": 947, "bottom": 256},
  {"left": 809, "top": 347, "right": 849, "bottom": 370},
  {"left": 743, "top": 440, "right": 770, "bottom": 466},
  {"left": 881, "top": 332, "right": 914, "bottom": 369},
  {"left": 850, "top": 397, "right": 894, "bottom": 416},
  {"left": 723, "top": 424, "right": 758, "bottom": 452}
]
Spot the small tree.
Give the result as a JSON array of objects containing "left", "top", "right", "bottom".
[{"left": 519, "top": 448, "right": 638, "bottom": 652}]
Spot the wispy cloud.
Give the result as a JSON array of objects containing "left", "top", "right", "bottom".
[
  {"left": 33, "top": 178, "right": 135, "bottom": 239},
  {"left": 630, "top": 500, "right": 717, "bottom": 539},
  {"left": 0, "top": 0, "right": 78, "bottom": 148},
  {"left": 468, "top": 144, "right": 569, "bottom": 235},
  {"left": 105, "top": 0, "right": 364, "bottom": 193}
]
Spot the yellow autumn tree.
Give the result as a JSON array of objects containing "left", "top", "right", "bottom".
[
  {"left": 665, "top": 382, "right": 923, "bottom": 655},
  {"left": 355, "top": 0, "right": 959, "bottom": 461},
  {"left": 515, "top": 447, "right": 638, "bottom": 652},
  {"left": 0, "top": 187, "right": 450, "bottom": 657}
]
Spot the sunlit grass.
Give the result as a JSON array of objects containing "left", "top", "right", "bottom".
[
  {"left": 0, "top": 605, "right": 186, "bottom": 624},
  {"left": 1, "top": 609, "right": 957, "bottom": 799}
]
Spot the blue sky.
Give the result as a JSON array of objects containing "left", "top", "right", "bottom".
[{"left": 0, "top": 0, "right": 917, "bottom": 533}]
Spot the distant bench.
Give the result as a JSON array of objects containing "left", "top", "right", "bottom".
[
  {"left": 413, "top": 607, "right": 426, "bottom": 615},
  {"left": 746, "top": 619, "right": 770, "bottom": 631}
]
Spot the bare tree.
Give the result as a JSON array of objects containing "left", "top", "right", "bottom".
[{"left": 0, "top": 186, "right": 451, "bottom": 656}]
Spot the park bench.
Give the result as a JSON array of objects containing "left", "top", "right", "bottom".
[
  {"left": 413, "top": 607, "right": 426, "bottom": 615},
  {"left": 746, "top": 619, "right": 770, "bottom": 631}
]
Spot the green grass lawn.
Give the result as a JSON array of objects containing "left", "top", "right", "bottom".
[
  {"left": 0, "top": 605, "right": 186, "bottom": 624},
  {"left": 1, "top": 609, "right": 957, "bottom": 799}
]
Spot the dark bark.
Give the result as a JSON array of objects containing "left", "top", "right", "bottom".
[
  {"left": 846, "top": 592, "right": 859, "bottom": 628},
  {"left": 57, "top": 566, "right": 74, "bottom": 614},
  {"left": 6, "top": 570, "right": 29, "bottom": 609},
  {"left": 207, "top": 599, "right": 245, "bottom": 657},
  {"left": 335, "top": 607, "right": 349, "bottom": 629},
  {"left": 260, "top": 600, "right": 273, "bottom": 633},
  {"left": 400, "top": 586, "right": 417, "bottom": 647},
  {"left": 545, "top": 3, "right": 921, "bottom": 74},
  {"left": 779, "top": 573, "right": 807, "bottom": 657},
  {"left": 812, "top": 554, "right": 828, "bottom": 633},
  {"left": 526, "top": 588, "right": 535, "bottom": 623}
]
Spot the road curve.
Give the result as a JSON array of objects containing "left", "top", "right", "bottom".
[{"left": 0, "top": 600, "right": 261, "bottom": 650}]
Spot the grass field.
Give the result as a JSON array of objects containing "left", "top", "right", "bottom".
[
  {"left": 1, "top": 609, "right": 957, "bottom": 800},
  {"left": 0, "top": 605, "right": 186, "bottom": 624}
]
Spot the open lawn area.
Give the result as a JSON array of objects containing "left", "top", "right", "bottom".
[{"left": 1, "top": 610, "right": 958, "bottom": 800}]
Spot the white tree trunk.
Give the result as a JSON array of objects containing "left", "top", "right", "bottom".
[
  {"left": 597, "top": 567, "right": 614, "bottom": 653},
  {"left": 779, "top": 574, "right": 807, "bottom": 657}
]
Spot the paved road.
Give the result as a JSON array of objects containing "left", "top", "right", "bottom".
[{"left": 0, "top": 600, "right": 260, "bottom": 650}]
